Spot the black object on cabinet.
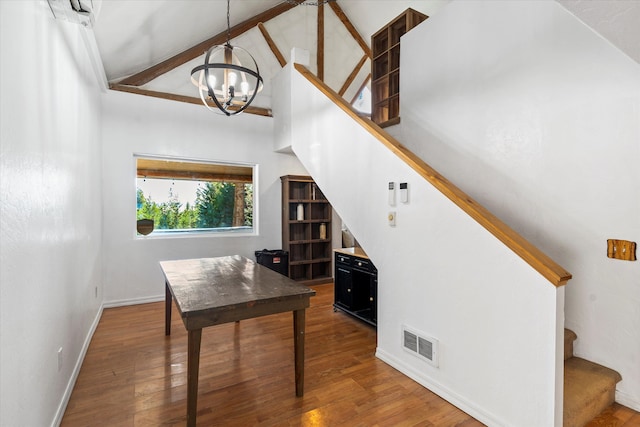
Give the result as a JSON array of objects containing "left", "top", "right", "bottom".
[{"left": 334, "top": 251, "right": 377, "bottom": 327}]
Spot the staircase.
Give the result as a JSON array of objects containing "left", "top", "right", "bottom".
[
  {"left": 282, "top": 62, "right": 579, "bottom": 425},
  {"left": 564, "top": 329, "right": 622, "bottom": 426}
]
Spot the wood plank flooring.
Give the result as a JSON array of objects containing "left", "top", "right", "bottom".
[
  {"left": 586, "top": 404, "right": 640, "bottom": 427},
  {"left": 61, "top": 283, "right": 640, "bottom": 426}
]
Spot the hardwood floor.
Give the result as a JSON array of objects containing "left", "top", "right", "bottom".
[
  {"left": 62, "top": 283, "right": 483, "bottom": 426},
  {"left": 586, "top": 404, "right": 640, "bottom": 427},
  {"left": 62, "top": 283, "right": 640, "bottom": 426}
]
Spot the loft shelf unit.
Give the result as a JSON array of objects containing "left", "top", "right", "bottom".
[{"left": 371, "top": 8, "right": 428, "bottom": 127}]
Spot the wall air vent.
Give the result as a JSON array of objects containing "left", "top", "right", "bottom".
[
  {"left": 47, "top": 0, "right": 100, "bottom": 28},
  {"left": 402, "top": 325, "right": 439, "bottom": 367}
]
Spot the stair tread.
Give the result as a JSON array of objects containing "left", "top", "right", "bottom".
[
  {"left": 565, "top": 357, "right": 622, "bottom": 390},
  {"left": 564, "top": 357, "right": 622, "bottom": 427}
]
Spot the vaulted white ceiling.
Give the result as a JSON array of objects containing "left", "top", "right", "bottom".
[
  {"left": 89, "top": 0, "right": 640, "bottom": 114},
  {"left": 91, "top": 0, "right": 448, "bottom": 113}
]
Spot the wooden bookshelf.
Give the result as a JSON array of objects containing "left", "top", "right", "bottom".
[
  {"left": 281, "top": 175, "right": 333, "bottom": 285},
  {"left": 371, "top": 8, "right": 428, "bottom": 127}
]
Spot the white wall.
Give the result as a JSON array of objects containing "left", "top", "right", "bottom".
[
  {"left": 101, "top": 91, "right": 308, "bottom": 304},
  {"left": 0, "top": 2, "right": 104, "bottom": 426},
  {"left": 279, "top": 63, "right": 565, "bottom": 426},
  {"left": 397, "top": 0, "right": 640, "bottom": 410}
]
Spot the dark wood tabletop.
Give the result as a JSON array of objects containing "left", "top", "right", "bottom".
[
  {"left": 161, "top": 255, "right": 316, "bottom": 330},
  {"left": 160, "top": 255, "right": 316, "bottom": 426}
]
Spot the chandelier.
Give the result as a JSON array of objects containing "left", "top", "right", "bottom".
[{"left": 190, "top": 0, "right": 263, "bottom": 116}]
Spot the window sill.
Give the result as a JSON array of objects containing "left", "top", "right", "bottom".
[{"left": 135, "top": 226, "right": 255, "bottom": 240}]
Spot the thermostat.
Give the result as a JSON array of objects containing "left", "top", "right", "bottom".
[
  {"left": 400, "top": 182, "right": 408, "bottom": 203},
  {"left": 388, "top": 182, "right": 396, "bottom": 206}
]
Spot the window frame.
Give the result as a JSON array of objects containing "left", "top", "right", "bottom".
[{"left": 134, "top": 153, "right": 259, "bottom": 239}]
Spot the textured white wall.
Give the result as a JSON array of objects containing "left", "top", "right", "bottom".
[
  {"left": 280, "top": 62, "right": 564, "bottom": 426},
  {"left": 101, "top": 90, "right": 308, "bottom": 304},
  {"left": 397, "top": 0, "right": 640, "bottom": 410},
  {"left": 0, "top": 2, "right": 104, "bottom": 425},
  {"left": 557, "top": 0, "right": 640, "bottom": 65}
]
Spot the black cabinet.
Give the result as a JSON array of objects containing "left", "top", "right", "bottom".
[
  {"left": 334, "top": 251, "right": 377, "bottom": 327},
  {"left": 335, "top": 262, "right": 353, "bottom": 308}
]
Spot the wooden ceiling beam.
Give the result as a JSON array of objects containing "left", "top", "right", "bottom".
[
  {"left": 111, "top": 1, "right": 370, "bottom": 115},
  {"left": 317, "top": 3, "right": 325, "bottom": 81},
  {"left": 328, "top": 2, "right": 371, "bottom": 58},
  {"left": 137, "top": 169, "right": 252, "bottom": 183},
  {"left": 258, "top": 23, "right": 287, "bottom": 67},
  {"left": 118, "top": 2, "right": 299, "bottom": 87},
  {"left": 109, "top": 84, "right": 272, "bottom": 117},
  {"left": 339, "top": 54, "right": 368, "bottom": 96}
]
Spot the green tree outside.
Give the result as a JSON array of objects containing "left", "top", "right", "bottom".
[
  {"left": 195, "top": 182, "right": 235, "bottom": 228},
  {"left": 136, "top": 181, "right": 252, "bottom": 232}
]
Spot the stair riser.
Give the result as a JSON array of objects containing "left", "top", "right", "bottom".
[
  {"left": 564, "top": 387, "right": 616, "bottom": 427},
  {"left": 565, "top": 341, "right": 574, "bottom": 361},
  {"left": 564, "top": 329, "right": 577, "bottom": 361}
]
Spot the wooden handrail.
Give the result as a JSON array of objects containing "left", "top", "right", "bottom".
[{"left": 294, "top": 63, "right": 572, "bottom": 287}]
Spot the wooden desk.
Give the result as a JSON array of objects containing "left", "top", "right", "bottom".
[{"left": 160, "top": 255, "right": 316, "bottom": 427}]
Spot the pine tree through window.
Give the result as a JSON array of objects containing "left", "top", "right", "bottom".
[{"left": 135, "top": 156, "right": 255, "bottom": 236}]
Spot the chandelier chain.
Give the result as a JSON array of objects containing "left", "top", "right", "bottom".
[{"left": 226, "top": 0, "right": 231, "bottom": 46}]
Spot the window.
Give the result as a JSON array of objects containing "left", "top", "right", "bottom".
[
  {"left": 352, "top": 85, "right": 372, "bottom": 115},
  {"left": 135, "top": 155, "right": 256, "bottom": 236}
]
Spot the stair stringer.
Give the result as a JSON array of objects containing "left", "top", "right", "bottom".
[{"left": 275, "top": 62, "right": 566, "bottom": 426}]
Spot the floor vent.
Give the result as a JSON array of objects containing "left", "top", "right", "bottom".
[{"left": 402, "top": 325, "right": 439, "bottom": 367}]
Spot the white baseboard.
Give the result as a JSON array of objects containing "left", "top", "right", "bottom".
[
  {"left": 375, "top": 347, "right": 505, "bottom": 427},
  {"left": 616, "top": 389, "right": 640, "bottom": 412},
  {"left": 51, "top": 304, "right": 104, "bottom": 427},
  {"left": 103, "top": 294, "right": 164, "bottom": 308}
]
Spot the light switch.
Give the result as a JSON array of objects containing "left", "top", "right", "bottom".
[
  {"left": 607, "top": 239, "right": 637, "bottom": 261},
  {"left": 388, "top": 211, "right": 396, "bottom": 227}
]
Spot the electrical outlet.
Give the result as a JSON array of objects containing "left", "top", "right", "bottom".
[
  {"left": 607, "top": 239, "right": 637, "bottom": 261},
  {"left": 57, "top": 347, "right": 63, "bottom": 372}
]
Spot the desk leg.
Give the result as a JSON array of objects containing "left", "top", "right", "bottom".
[
  {"left": 187, "top": 329, "right": 202, "bottom": 427},
  {"left": 293, "top": 309, "right": 306, "bottom": 397},
  {"left": 165, "top": 281, "right": 172, "bottom": 336}
]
